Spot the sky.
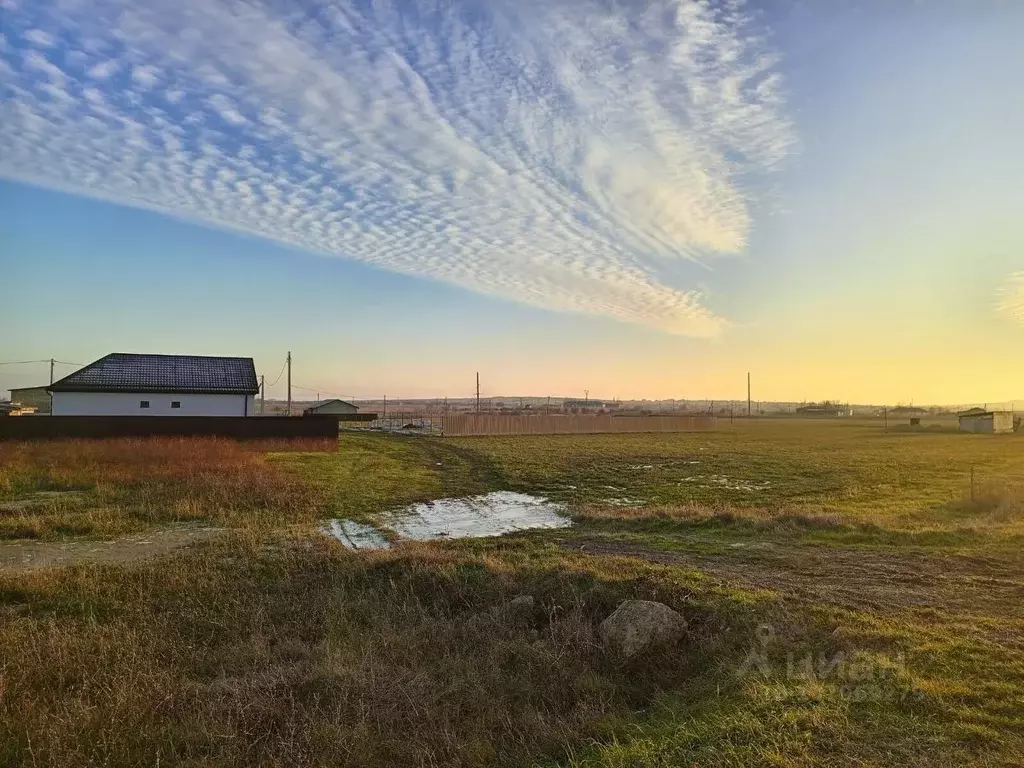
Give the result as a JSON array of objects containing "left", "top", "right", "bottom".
[{"left": 1, "top": 0, "right": 1022, "bottom": 405}]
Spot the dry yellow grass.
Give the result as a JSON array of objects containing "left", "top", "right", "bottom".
[{"left": 0, "top": 437, "right": 334, "bottom": 538}]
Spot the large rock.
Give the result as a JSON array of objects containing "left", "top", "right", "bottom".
[{"left": 599, "top": 600, "right": 687, "bottom": 659}]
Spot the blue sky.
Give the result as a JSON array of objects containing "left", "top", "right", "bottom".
[{"left": 2, "top": 0, "right": 1023, "bottom": 403}]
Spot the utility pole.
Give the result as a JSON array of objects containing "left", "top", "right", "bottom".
[
  {"left": 260, "top": 375, "right": 265, "bottom": 415},
  {"left": 286, "top": 351, "right": 292, "bottom": 416},
  {"left": 383, "top": 394, "right": 387, "bottom": 420},
  {"left": 476, "top": 372, "right": 480, "bottom": 413},
  {"left": 50, "top": 358, "right": 55, "bottom": 385},
  {"left": 747, "top": 372, "right": 751, "bottom": 417}
]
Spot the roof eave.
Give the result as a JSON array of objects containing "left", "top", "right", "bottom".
[{"left": 47, "top": 386, "right": 258, "bottom": 395}]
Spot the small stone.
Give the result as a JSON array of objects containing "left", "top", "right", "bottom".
[
  {"left": 490, "top": 594, "right": 536, "bottom": 626},
  {"left": 508, "top": 594, "right": 535, "bottom": 611}
]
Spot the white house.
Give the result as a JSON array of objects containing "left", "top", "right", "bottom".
[
  {"left": 957, "top": 409, "right": 1014, "bottom": 434},
  {"left": 304, "top": 398, "right": 359, "bottom": 415},
  {"left": 48, "top": 353, "right": 259, "bottom": 416}
]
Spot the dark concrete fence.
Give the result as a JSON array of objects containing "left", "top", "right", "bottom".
[
  {"left": 440, "top": 413, "right": 717, "bottom": 436},
  {"left": 325, "top": 413, "right": 378, "bottom": 422},
  {"left": 0, "top": 415, "right": 341, "bottom": 440}
]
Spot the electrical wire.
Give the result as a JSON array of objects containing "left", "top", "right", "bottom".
[
  {"left": 290, "top": 383, "right": 356, "bottom": 401},
  {"left": 0, "top": 359, "right": 84, "bottom": 367},
  {"left": 265, "top": 358, "right": 288, "bottom": 388}
]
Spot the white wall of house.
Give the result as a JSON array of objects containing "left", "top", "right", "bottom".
[
  {"left": 51, "top": 392, "right": 255, "bottom": 417},
  {"left": 992, "top": 412, "right": 1015, "bottom": 434}
]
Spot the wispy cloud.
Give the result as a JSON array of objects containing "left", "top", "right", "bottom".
[
  {"left": 0, "top": 0, "right": 794, "bottom": 335},
  {"left": 998, "top": 272, "right": 1024, "bottom": 325}
]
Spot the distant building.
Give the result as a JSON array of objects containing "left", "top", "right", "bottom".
[
  {"left": 562, "top": 399, "right": 605, "bottom": 411},
  {"left": 957, "top": 407, "right": 988, "bottom": 418},
  {"left": 9, "top": 386, "right": 51, "bottom": 413},
  {"left": 48, "top": 353, "right": 259, "bottom": 416},
  {"left": 795, "top": 401, "right": 851, "bottom": 417},
  {"left": 304, "top": 399, "right": 359, "bottom": 415},
  {"left": 958, "top": 409, "right": 1014, "bottom": 434},
  {"left": 889, "top": 406, "right": 929, "bottom": 418}
]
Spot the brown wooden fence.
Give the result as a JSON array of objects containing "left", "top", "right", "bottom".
[
  {"left": 439, "top": 414, "right": 716, "bottom": 437},
  {"left": 0, "top": 415, "right": 340, "bottom": 440}
]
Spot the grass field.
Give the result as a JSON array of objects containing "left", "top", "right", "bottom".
[{"left": 1, "top": 420, "right": 1022, "bottom": 766}]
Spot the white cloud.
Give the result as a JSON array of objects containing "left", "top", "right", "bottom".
[
  {"left": 87, "top": 58, "right": 119, "bottom": 79},
  {"left": 997, "top": 272, "right": 1024, "bottom": 325},
  {"left": 207, "top": 93, "right": 245, "bottom": 125},
  {"left": 0, "top": 0, "right": 795, "bottom": 335},
  {"left": 23, "top": 49, "right": 65, "bottom": 82},
  {"left": 131, "top": 64, "right": 160, "bottom": 88},
  {"left": 24, "top": 29, "right": 56, "bottom": 47}
]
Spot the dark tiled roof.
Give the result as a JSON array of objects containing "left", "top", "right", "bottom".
[
  {"left": 304, "top": 399, "right": 358, "bottom": 412},
  {"left": 958, "top": 407, "right": 990, "bottom": 417},
  {"left": 48, "top": 354, "right": 259, "bottom": 394}
]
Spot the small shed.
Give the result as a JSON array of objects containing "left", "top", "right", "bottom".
[
  {"left": 890, "top": 406, "right": 929, "bottom": 419},
  {"left": 304, "top": 399, "right": 359, "bottom": 415},
  {"left": 958, "top": 409, "right": 1014, "bottom": 434}
]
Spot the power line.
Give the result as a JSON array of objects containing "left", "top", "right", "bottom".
[
  {"left": 265, "top": 358, "right": 288, "bottom": 388},
  {"left": 0, "top": 359, "right": 83, "bottom": 367},
  {"left": 291, "top": 383, "right": 354, "bottom": 401}
]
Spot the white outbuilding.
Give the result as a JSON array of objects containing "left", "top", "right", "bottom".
[
  {"left": 957, "top": 408, "right": 1015, "bottom": 434},
  {"left": 48, "top": 353, "right": 259, "bottom": 416},
  {"left": 304, "top": 398, "right": 359, "bottom": 415}
]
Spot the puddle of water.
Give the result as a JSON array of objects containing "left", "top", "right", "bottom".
[
  {"left": 383, "top": 491, "right": 570, "bottom": 541},
  {"left": 323, "top": 492, "right": 571, "bottom": 549},
  {"left": 323, "top": 519, "right": 392, "bottom": 550}
]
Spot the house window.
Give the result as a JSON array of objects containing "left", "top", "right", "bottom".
[
  {"left": 139, "top": 400, "right": 150, "bottom": 409},
  {"left": 171, "top": 401, "right": 181, "bottom": 409}
]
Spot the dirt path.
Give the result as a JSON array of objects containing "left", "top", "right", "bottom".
[
  {"left": 0, "top": 526, "right": 223, "bottom": 571},
  {"left": 557, "top": 537, "right": 1024, "bottom": 621}
]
